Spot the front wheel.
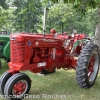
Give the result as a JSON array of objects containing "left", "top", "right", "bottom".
[
  {"left": 76, "top": 43, "right": 100, "bottom": 88},
  {"left": 4, "top": 73, "right": 31, "bottom": 100},
  {"left": 0, "top": 72, "right": 12, "bottom": 95}
]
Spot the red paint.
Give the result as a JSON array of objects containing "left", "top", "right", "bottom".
[
  {"left": 8, "top": 32, "right": 86, "bottom": 73},
  {"left": 13, "top": 81, "right": 26, "bottom": 95},
  {"left": 88, "top": 55, "right": 95, "bottom": 78}
]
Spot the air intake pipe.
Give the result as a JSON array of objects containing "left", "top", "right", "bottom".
[{"left": 43, "top": 7, "right": 48, "bottom": 37}]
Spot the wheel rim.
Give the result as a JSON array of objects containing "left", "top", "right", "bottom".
[
  {"left": 88, "top": 51, "right": 99, "bottom": 82},
  {"left": 12, "top": 80, "right": 28, "bottom": 96}
]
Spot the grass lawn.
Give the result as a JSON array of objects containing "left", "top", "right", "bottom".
[{"left": 0, "top": 59, "right": 100, "bottom": 100}]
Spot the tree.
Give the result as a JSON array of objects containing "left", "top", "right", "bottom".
[
  {"left": 47, "top": 2, "right": 74, "bottom": 33},
  {"left": 0, "top": 0, "right": 8, "bottom": 9},
  {"left": 12, "top": 0, "right": 43, "bottom": 32},
  {"left": 52, "top": 0, "right": 99, "bottom": 14},
  {"left": 47, "top": 1, "right": 97, "bottom": 36},
  {"left": 0, "top": 0, "right": 11, "bottom": 31},
  {"left": 52, "top": 0, "right": 100, "bottom": 48}
]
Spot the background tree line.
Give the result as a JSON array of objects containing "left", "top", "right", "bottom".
[{"left": 0, "top": 0, "right": 99, "bottom": 36}]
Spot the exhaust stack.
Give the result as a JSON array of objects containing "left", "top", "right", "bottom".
[{"left": 43, "top": 7, "right": 48, "bottom": 37}]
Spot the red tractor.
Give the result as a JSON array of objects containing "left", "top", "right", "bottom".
[{"left": 0, "top": 8, "right": 100, "bottom": 100}]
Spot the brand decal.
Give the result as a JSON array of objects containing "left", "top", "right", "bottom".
[{"left": 27, "top": 40, "right": 31, "bottom": 46}]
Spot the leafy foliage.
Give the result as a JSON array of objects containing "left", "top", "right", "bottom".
[
  {"left": 12, "top": 0, "right": 43, "bottom": 32},
  {"left": 47, "top": 2, "right": 97, "bottom": 36},
  {"left": 52, "top": 0, "right": 100, "bottom": 14},
  {"left": 0, "top": 0, "right": 8, "bottom": 9},
  {"left": 47, "top": 2, "right": 74, "bottom": 33},
  {"left": 0, "top": 0, "right": 98, "bottom": 36}
]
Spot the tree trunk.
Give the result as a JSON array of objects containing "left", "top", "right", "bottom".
[
  {"left": 94, "top": 9, "right": 100, "bottom": 49},
  {"left": 94, "top": 24, "right": 100, "bottom": 48}
]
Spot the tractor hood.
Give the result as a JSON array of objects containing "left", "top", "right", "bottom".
[
  {"left": 10, "top": 33, "right": 64, "bottom": 48},
  {"left": 0, "top": 35, "right": 10, "bottom": 42}
]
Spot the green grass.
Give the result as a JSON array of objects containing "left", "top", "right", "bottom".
[
  {"left": 0, "top": 59, "right": 9, "bottom": 75},
  {"left": 0, "top": 60, "right": 100, "bottom": 100}
]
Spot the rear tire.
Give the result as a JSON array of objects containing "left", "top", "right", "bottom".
[{"left": 76, "top": 43, "right": 100, "bottom": 88}]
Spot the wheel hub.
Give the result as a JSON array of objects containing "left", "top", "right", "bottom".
[
  {"left": 13, "top": 80, "right": 27, "bottom": 95},
  {"left": 88, "top": 51, "right": 99, "bottom": 82},
  {"left": 88, "top": 55, "right": 95, "bottom": 78}
]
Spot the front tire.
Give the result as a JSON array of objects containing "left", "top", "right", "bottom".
[
  {"left": 0, "top": 72, "right": 12, "bottom": 95},
  {"left": 76, "top": 43, "right": 100, "bottom": 88},
  {"left": 4, "top": 73, "right": 31, "bottom": 100}
]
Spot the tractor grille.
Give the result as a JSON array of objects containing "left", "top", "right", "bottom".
[{"left": 11, "top": 40, "right": 25, "bottom": 63}]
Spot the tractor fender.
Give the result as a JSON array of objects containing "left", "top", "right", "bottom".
[{"left": 3, "top": 41, "right": 10, "bottom": 59}]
